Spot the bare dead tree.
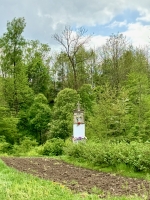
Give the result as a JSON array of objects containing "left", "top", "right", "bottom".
[{"left": 52, "top": 26, "right": 92, "bottom": 90}]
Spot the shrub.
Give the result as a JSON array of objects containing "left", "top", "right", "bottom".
[
  {"left": 0, "top": 136, "right": 12, "bottom": 154},
  {"left": 42, "top": 138, "right": 65, "bottom": 156},
  {"left": 64, "top": 140, "right": 150, "bottom": 173},
  {"left": 12, "top": 137, "right": 38, "bottom": 156},
  {"left": 64, "top": 143, "right": 86, "bottom": 159}
]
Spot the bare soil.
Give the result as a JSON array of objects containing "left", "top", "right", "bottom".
[{"left": 1, "top": 157, "right": 150, "bottom": 198}]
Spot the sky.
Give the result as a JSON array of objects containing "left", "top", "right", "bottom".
[{"left": 0, "top": 0, "right": 150, "bottom": 51}]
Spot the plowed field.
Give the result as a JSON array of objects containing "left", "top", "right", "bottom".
[{"left": 1, "top": 157, "right": 150, "bottom": 198}]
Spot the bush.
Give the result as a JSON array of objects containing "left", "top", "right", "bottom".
[
  {"left": 12, "top": 137, "right": 38, "bottom": 156},
  {"left": 64, "top": 140, "right": 150, "bottom": 172},
  {"left": 42, "top": 138, "right": 65, "bottom": 156},
  {"left": 64, "top": 143, "right": 86, "bottom": 159},
  {"left": 0, "top": 136, "right": 12, "bottom": 154}
]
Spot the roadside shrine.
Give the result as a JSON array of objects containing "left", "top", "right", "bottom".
[{"left": 72, "top": 102, "right": 87, "bottom": 143}]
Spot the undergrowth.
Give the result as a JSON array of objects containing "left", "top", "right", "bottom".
[
  {"left": 63, "top": 140, "right": 150, "bottom": 175},
  {"left": 1, "top": 137, "right": 150, "bottom": 180}
]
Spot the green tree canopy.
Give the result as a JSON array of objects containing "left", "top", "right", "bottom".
[
  {"left": 49, "top": 88, "right": 80, "bottom": 140},
  {"left": 0, "top": 17, "right": 33, "bottom": 114},
  {"left": 18, "top": 93, "right": 51, "bottom": 144}
]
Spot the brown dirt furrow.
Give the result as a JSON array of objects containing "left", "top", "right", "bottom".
[{"left": 1, "top": 157, "right": 150, "bottom": 198}]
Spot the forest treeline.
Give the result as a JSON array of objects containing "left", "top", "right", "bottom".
[{"left": 0, "top": 17, "right": 150, "bottom": 146}]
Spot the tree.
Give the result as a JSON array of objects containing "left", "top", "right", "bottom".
[
  {"left": 0, "top": 17, "right": 33, "bottom": 114},
  {"left": 75, "top": 47, "right": 95, "bottom": 87},
  {"left": 124, "top": 72, "right": 150, "bottom": 140},
  {"left": 53, "top": 47, "right": 95, "bottom": 91},
  {"left": 86, "top": 83, "right": 132, "bottom": 139},
  {"left": 18, "top": 93, "right": 51, "bottom": 144},
  {"left": 78, "top": 84, "right": 95, "bottom": 113},
  {"left": 49, "top": 88, "right": 80, "bottom": 140},
  {"left": 99, "top": 33, "right": 129, "bottom": 91},
  {"left": 0, "top": 106, "right": 18, "bottom": 144},
  {"left": 53, "top": 26, "right": 92, "bottom": 90},
  {"left": 52, "top": 51, "right": 70, "bottom": 91},
  {"left": 25, "top": 40, "right": 52, "bottom": 98},
  {"left": 0, "top": 77, "right": 18, "bottom": 143}
]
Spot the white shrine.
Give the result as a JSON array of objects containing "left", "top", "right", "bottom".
[{"left": 72, "top": 102, "right": 86, "bottom": 143}]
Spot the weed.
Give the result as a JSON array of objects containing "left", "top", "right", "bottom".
[
  {"left": 91, "top": 186, "right": 104, "bottom": 195},
  {"left": 69, "top": 179, "right": 78, "bottom": 185}
]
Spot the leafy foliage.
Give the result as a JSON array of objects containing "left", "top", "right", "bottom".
[
  {"left": 1, "top": 18, "right": 150, "bottom": 164},
  {"left": 78, "top": 84, "right": 95, "bottom": 113},
  {"left": 0, "top": 17, "right": 31, "bottom": 114},
  {"left": 0, "top": 107, "right": 18, "bottom": 143},
  {"left": 49, "top": 88, "right": 80, "bottom": 140},
  {"left": 65, "top": 140, "right": 150, "bottom": 172},
  {"left": 18, "top": 94, "right": 51, "bottom": 144},
  {"left": 0, "top": 136, "right": 12, "bottom": 154},
  {"left": 12, "top": 137, "right": 38, "bottom": 156},
  {"left": 25, "top": 40, "right": 52, "bottom": 97},
  {"left": 42, "top": 138, "right": 65, "bottom": 156}
]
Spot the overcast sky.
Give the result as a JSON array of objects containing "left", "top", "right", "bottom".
[{"left": 0, "top": 0, "right": 150, "bottom": 50}]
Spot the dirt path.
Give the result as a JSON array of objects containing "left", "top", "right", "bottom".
[{"left": 1, "top": 157, "right": 150, "bottom": 198}]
